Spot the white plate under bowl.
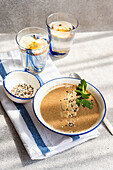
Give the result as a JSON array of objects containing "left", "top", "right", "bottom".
[
  {"left": 3, "top": 70, "right": 41, "bottom": 103},
  {"left": 33, "top": 77, "right": 106, "bottom": 136}
]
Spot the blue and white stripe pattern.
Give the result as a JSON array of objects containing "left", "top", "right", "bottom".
[{"left": 0, "top": 50, "right": 99, "bottom": 160}]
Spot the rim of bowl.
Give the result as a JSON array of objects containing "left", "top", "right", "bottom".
[
  {"left": 46, "top": 12, "right": 79, "bottom": 32},
  {"left": 16, "top": 27, "right": 50, "bottom": 51},
  {"left": 33, "top": 77, "right": 106, "bottom": 136},
  {"left": 3, "top": 70, "right": 41, "bottom": 101}
]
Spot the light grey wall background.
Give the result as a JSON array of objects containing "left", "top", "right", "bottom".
[{"left": 1, "top": 0, "right": 113, "bottom": 33}]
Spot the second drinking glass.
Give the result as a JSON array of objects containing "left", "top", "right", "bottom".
[{"left": 46, "top": 12, "right": 79, "bottom": 57}]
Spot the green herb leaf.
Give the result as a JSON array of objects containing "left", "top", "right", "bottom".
[
  {"left": 81, "top": 99, "right": 92, "bottom": 109},
  {"left": 81, "top": 93, "right": 91, "bottom": 99},
  {"left": 76, "top": 97, "right": 82, "bottom": 107},
  {"left": 75, "top": 89, "right": 83, "bottom": 94},
  {"left": 80, "top": 79, "right": 87, "bottom": 93},
  {"left": 75, "top": 79, "right": 92, "bottom": 109},
  {"left": 75, "top": 79, "right": 87, "bottom": 94}
]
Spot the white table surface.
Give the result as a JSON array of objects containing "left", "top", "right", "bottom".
[{"left": 0, "top": 31, "right": 113, "bottom": 170}]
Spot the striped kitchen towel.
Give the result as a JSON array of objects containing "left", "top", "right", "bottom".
[{"left": 0, "top": 50, "right": 100, "bottom": 160}]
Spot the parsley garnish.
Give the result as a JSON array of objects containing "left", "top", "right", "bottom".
[{"left": 75, "top": 79, "right": 92, "bottom": 109}]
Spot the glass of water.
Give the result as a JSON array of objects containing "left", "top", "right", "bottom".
[
  {"left": 16, "top": 27, "right": 50, "bottom": 74},
  {"left": 46, "top": 12, "right": 79, "bottom": 57}
]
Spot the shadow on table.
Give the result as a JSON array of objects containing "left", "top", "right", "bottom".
[
  {"left": 55, "top": 53, "right": 113, "bottom": 76},
  {"left": 73, "top": 31, "right": 113, "bottom": 44},
  {"left": 0, "top": 103, "right": 41, "bottom": 167}
]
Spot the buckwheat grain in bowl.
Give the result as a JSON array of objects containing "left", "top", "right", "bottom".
[
  {"left": 11, "top": 83, "right": 34, "bottom": 98},
  {"left": 33, "top": 78, "right": 106, "bottom": 136}
]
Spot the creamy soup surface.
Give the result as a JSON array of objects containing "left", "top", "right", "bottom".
[{"left": 40, "top": 84, "right": 99, "bottom": 133}]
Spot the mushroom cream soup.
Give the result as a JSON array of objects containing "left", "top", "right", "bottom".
[{"left": 40, "top": 84, "right": 99, "bottom": 133}]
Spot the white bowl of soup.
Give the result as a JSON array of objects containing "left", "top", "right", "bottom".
[{"left": 33, "top": 77, "right": 106, "bottom": 136}]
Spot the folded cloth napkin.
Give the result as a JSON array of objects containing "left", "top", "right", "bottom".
[{"left": 0, "top": 50, "right": 100, "bottom": 160}]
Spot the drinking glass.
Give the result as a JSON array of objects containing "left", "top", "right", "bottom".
[
  {"left": 16, "top": 27, "right": 50, "bottom": 74},
  {"left": 46, "top": 12, "right": 79, "bottom": 57}
]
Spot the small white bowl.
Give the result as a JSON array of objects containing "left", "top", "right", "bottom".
[
  {"left": 33, "top": 77, "right": 106, "bottom": 136},
  {"left": 3, "top": 70, "right": 41, "bottom": 103}
]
